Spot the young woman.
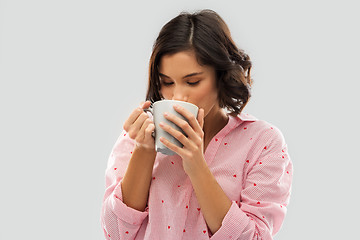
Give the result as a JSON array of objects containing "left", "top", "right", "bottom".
[{"left": 101, "top": 9, "right": 293, "bottom": 240}]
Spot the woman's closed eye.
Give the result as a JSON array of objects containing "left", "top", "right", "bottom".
[{"left": 161, "top": 81, "right": 200, "bottom": 86}]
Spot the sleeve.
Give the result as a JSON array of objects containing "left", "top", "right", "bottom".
[
  {"left": 100, "top": 130, "right": 149, "bottom": 240},
  {"left": 210, "top": 126, "right": 293, "bottom": 240}
]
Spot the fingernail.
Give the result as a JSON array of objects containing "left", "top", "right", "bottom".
[{"left": 163, "top": 112, "right": 169, "bottom": 117}]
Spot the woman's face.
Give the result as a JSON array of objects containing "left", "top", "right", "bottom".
[{"left": 158, "top": 51, "right": 220, "bottom": 118}]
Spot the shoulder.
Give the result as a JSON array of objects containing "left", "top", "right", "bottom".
[
  {"left": 230, "top": 113, "right": 290, "bottom": 171},
  {"left": 230, "top": 112, "right": 287, "bottom": 147}
]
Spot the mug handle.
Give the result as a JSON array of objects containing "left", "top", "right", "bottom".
[
  {"left": 143, "top": 108, "right": 152, "bottom": 114},
  {"left": 143, "top": 108, "right": 155, "bottom": 138}
]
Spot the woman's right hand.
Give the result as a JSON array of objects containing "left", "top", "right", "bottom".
[{"left": 123, "top": 101, "right": 156, "bottom": 151}]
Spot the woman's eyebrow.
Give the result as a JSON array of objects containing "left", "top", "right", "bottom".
[{"left": 159, "top": 72, "right": 204, "bottom": 79}]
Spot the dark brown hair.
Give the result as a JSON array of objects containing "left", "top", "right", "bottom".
[{"left": 146, "top": 9, "right": 253, "bottom": 115}]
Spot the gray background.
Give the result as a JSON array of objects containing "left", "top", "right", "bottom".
[{"left": 1, "top": 0, "right": 359, "bottom": 239}]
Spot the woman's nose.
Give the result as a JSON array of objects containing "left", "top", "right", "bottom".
[{"left": 172, "top": 87, "right": 188, "bottom": 102}]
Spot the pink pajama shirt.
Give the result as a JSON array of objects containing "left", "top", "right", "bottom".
[{"left": 101, "top": 112, "right": 293, "bottom": 239}]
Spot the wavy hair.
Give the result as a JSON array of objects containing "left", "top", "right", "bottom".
[{"left": 146, "top": 9, "right": 253, "bottom": 115}]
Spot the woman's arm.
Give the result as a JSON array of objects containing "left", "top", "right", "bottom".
[
  {"left": 101, "top": 132, "right": 156, "bottom": 240},
  {"left": 121, "top": 145, "right": 157, "bottom": 211},
  {"left": 188, "top": 162, "right": 232, "bottom": 235}
]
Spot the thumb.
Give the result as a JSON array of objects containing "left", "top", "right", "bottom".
[
  {"left": 198, "top": 108, "right": 205, "bottom": 129},
  {"left": 141, "top": 100, "right": 151, "bottom": 109}
]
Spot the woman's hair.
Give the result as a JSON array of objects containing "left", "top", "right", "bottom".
[{"left": 146, "top": 9, "right": 253, "bottom": 115}]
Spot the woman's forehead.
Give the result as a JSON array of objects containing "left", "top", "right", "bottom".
[{"left": 159, "top": 51, "right": 214, "bottom": 76}]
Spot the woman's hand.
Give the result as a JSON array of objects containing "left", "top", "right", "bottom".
[
  {"left": 159, "top": 104, "right": 206, "bottom": 175},
  {"left": 123, "top": 101, "right": 155, "bottom": 151}
]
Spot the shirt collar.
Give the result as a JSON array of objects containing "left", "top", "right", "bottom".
[
  {"left": 225, "top": 111, "right": 257, "bottom": 132},
  {"left": 227, "top": 112, "right": 258, "bottom": 122},
  {"left": 238, "top": 112, "right": 258, "bottom": 121}
]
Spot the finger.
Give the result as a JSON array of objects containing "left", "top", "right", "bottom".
[
  {"left": 163, "top": 112, "right": 198, "bottom": 142},
  {"left": 127, "top": 112, "right": 150, "bottom": 139},
  {"left": 123, "top": 107, "right": 144, "bottom": 132},
  {"left": 198, "top": 108, "right": 205, "bottom": 129},
  {"left": 172, "top": 105, "right": 203, "bottom": 137},
  {"left": 159, "top": 135, "right": 185, "bottom": 157},
  {"left": 134, "top": 112, "right": 151, "bottom": 131},
  {"left": 145, "top": 123, "right": 155, "bottom": 140},
  {"left": 136, "top": 118, "right": 153, "bottom": 143},
  {"left": 124, "top": 101, "right": 152, "bottom": 131},
  {"left": 159, "top": 121, "right": 193, "bottom": 149},
  {"left": 141, "top": 100, "right": 152, "bottom": 109}
]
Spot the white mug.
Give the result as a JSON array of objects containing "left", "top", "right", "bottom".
[{"left": 144, "top": 100, "right": 199, "bottom": 155}]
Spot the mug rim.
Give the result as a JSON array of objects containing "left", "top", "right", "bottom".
[{"left": 153, "top": 99, "right": 198, "bottom": 109}]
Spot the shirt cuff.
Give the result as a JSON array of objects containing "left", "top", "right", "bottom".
[
  {"left": 110, "top": 181, "right": 149, "bottom": 225},
  {"left": 210, "top": 201, "right": 250, "bottom": 239}
]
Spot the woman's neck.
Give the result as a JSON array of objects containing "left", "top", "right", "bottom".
[{"left": 203, "top": 107, "right": 229, "bottom": 145}]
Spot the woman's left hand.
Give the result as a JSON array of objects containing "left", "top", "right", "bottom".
[{"left": 159, "top": 104, "right": 206, "bottom": 176}]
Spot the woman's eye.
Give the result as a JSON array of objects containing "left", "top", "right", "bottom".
[
  {"left": 187, "top": 81, "right": 200, "bottom": 85},
  {"left": 162, "top": 82, "right": 173, "bottom": 86},
  {"left": 161, "top": 81, "right": 200, "bottom": 86}
]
